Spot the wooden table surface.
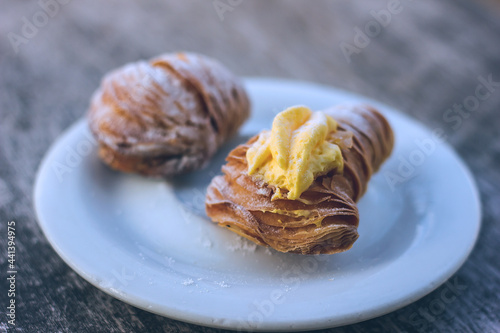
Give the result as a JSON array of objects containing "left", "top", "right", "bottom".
[{"left": 1, "top": 1, "right": 499, "bottom": 332}]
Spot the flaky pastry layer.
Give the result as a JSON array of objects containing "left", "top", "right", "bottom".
[{"left": 206, "top": 105, "right": 394, "bottom": 254}]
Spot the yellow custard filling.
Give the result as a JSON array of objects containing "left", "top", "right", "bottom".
[{"left": 246, "top": 106, "right": 343, "bottom": 200}]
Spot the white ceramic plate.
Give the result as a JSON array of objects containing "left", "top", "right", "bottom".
[{"left": 34, "top": 78, "right": 481, "bottom": 331}]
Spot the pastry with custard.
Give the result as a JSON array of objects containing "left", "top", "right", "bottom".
[
  {"left": 88, "top": 52, "right": 250, "bottom": 176},
  {"left": 205, "top": 105, "right": 394, "bottom": 254}
]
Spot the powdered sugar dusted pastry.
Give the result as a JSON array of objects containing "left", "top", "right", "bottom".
[
  {"left": 88, "top": 52, "right": 250, "bottom": 176},
  {"left": 205, "top": 105, "right": 394, "bottom": 255}
]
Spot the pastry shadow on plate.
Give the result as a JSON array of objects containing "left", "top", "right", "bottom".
[
  {"left": 169, "top": 133, "right": 254, "bottom": 218},
  {"left": 233, "top": 176, "right": 423, "bottom": 275}
]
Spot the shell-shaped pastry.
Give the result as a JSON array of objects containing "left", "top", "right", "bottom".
[
  {"left": 88, "top": 52, "right": 250, "bottom": 176},
  {"left": 205, "top": 105, "right": 394, "bottom": 255}
]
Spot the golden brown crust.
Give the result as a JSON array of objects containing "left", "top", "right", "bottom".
[
  {"left": 88, "top": 52, "right": 250, "bottom": 176},
  {"left": 205, "top": 105, "right": 394, "bottom": 255}
]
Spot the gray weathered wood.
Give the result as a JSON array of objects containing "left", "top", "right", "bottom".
[{"left": 1, "top": 0, "right": 499, "bottom": 332}]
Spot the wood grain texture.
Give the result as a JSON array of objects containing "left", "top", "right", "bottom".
[{"left": 1, "top": 0, "right": 499, "bottom": 332}]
